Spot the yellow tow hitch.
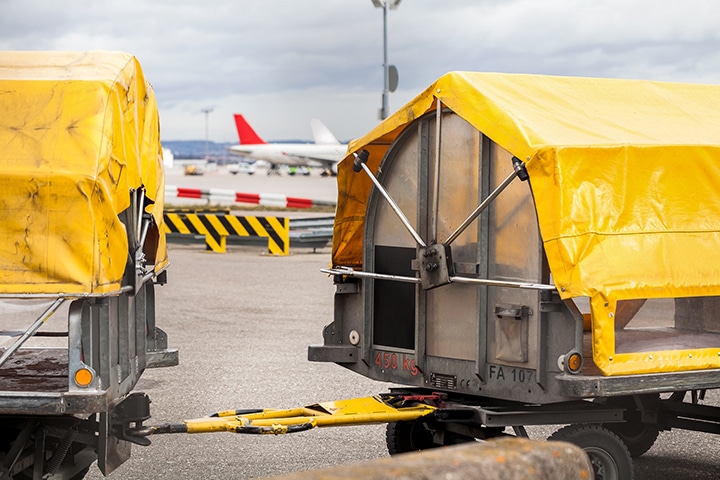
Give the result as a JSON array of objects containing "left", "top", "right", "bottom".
[{"left": 136, "top": 393, "right": 439, "bottom": 437}]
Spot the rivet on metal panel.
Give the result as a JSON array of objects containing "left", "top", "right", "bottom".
[
  {"left": 609, "top": 356, "right": 613, "bottom": 361},
  {"left": 608, "top": 313, "right": 614, "bottom": 318},
  {"left": 689, "top": 354, "right": 693, "bottom": 358},
  {"left": 436, "top": 88, "right": 441, "bottom": 93},
  {"left": 649, "top": 355, "right": 653, "bottom": 360}
]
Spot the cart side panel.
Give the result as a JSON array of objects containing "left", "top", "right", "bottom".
[
  {"left": 486, "top": 141, "right": 541, "bottom": 368},
  {"left": 369, "top": 124, "right": 419, "bottom": 356},
  {"left": 425, "top": 113, "right": 481, "bottom": 361},
  {"left": 0, "top": 52, "right": 176, "bottom": 477}
]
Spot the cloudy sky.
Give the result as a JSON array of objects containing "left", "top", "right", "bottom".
[{"left": 2, "top": 0, "right": 719, "bottom": 143}]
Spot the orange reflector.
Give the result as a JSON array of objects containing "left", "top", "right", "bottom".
[
  {"left": 567, "top": 352, "right": 583, "bottom": 373},
  {"left": 74, "top": 368, "right": 94, "bottom": 387}
]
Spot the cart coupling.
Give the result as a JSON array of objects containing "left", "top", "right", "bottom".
[{"left": 129, "top": 394, "right": 440, "bottom": 437}]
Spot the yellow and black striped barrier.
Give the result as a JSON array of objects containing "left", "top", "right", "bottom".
[{"left": 162, "top": 212, "right": 289, "bottom": 255}]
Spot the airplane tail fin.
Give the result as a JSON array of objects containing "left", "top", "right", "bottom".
[
  {"left": 310, "top": 119, "right": 340, "bottom": 145},
  {"left": 234, "top": 114, "right": 266, "bottom": 145}
]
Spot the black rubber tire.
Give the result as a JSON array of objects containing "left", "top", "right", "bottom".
[
  {"left": 604, "top": 420, "right": 659, "bottom": 458},
  {"left": 548, "top": 424, "right": 634, "bottom": 480},
  {"left": 599, "top": 395, "right": 660, "bottom": 457},
  {"left": 386, "top": 420, "right": 437, "bottom": 455},
  {"left": 16, "top": 465, "right": 90, "bottom": 480}
]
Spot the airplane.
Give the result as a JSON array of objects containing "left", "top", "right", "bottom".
[{"left": 226, "top": 114, "right": 347, "bottom": 176}]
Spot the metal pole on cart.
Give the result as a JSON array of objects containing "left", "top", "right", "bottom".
[{"left": 0, "top": 297, "right": 66, "bottom": 368}]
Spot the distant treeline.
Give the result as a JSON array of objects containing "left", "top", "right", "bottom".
[
  {"left": 163, "top": 139, "right": 309, "bottom": 160},
  {"left": 162, "top": 140, "right": 234, "bottom": 159}
]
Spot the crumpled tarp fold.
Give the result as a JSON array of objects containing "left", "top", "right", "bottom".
[{"left": 0, "top": 51, "right": 167, "bottom": 295}]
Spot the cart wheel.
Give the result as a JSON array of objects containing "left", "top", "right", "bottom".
[
  {"left": 548, "top": 424, "right": 633, "bottom": 480},
  {"left": 603, "top": 421, "right": 658, "bottom": 458},
  {"left": 14, "top": 467, "right": 90, "bottom": 480},
  {"left": 386, "top": 420, "right": 437, "bottom": 455},
  {"left": 599, "top": 395, "right": 660, "bottom": 457}
]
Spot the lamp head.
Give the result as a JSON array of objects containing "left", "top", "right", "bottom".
[{"left": 371, "top": 0, "right": 402, "bottom": 9}]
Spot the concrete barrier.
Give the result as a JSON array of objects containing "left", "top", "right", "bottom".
[{"left": 265, "top": 438, "right": 591, "bottom": 480}]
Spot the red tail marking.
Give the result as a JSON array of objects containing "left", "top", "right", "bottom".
[{"left": 234, "top": 114, "right": 266, "bottom": 145}]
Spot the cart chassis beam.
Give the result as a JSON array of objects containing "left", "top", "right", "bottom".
[
  {"left": 444, "top": 401, "right": 625, "bottom": 427},
  {"left": 556, "top": 369, "right": 720, "bottom": 397}
]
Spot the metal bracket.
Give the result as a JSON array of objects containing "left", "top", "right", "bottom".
[
  {"left": 418, "top": 244, "right": 453, "bottom": 289},
  {"left": 111, "top": 392, "right": 152, "bottom": 446}
]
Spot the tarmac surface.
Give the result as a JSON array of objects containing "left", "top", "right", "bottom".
[
  {"left": 80, "top": 243, "right": 720, "bottom": 480},
  {"left": 84, "top": 167, "right": 720, "bottom": 479},
  {"left": 86, "top": 243, "right": 389, "bottom": 479}
]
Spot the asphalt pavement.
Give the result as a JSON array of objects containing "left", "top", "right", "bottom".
[
  {"left": 87, "top": 243, "right": 389, "bottom": 480},
  {"left": 80, "top": 243, "right": 720, "bottom": 480}
]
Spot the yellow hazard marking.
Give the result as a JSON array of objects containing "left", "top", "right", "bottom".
[
  {"left": 165, "top": 213, "right": 192, "bottom": 234},
  {"left": 206, "top": 215, "right": 229, "bottom": 236},
  {"left": 224, "top": 215, "right": 249, "bottom": 236},
  {"left": 162, "top": 213, "right": 289, "bottom": 255},
  {"left": 185, "top": 214, "right": 208, "bottom": 234}
]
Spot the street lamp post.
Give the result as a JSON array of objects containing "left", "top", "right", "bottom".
[
  {"left": 371, "top": 0, "right": 401, "bottom": 120},
  {"left": 201, "top": 107, "right": 214, "bottom": 160}
]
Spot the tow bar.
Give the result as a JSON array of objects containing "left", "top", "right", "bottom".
[{"left": 126, "top": 393, "right": 442, "bottom": 440}]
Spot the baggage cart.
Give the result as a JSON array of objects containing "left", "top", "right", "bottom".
[
  {"left": 0, "top": 51, "right": 177, "bottom": 479},
  {"left": 304, "top": 72, "right": 720, "bottom": 479}
]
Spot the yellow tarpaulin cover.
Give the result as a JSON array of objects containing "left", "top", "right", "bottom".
[
  {"left": 334, "top": 71, "right": 720, "bottom": 375},
  {"left": 0, "top": 51, "right": 167, "bottom": 295}
]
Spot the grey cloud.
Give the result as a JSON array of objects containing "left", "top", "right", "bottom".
[{"left": 2, "top": 0, "right": 720, "bottom": 140}]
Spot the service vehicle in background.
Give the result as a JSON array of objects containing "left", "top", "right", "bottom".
[{"left": 0, "top": 51, "right": 176, "bottom": 480}]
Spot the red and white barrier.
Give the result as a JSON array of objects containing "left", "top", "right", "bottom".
[{"left": 165, "top": 186, "right": 335, "bottom": 209}]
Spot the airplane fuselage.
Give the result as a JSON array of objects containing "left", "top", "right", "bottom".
[{"left": 227, "top": 143, "right": 346, "bottom": 168}]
